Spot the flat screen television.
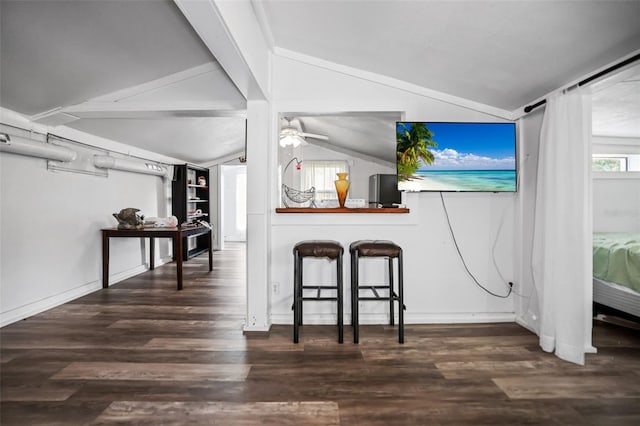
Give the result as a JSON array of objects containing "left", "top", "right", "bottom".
[{"left": 396, "top": 121, "right": 517, "bottom": 192}]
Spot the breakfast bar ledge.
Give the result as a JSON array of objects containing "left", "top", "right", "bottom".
[{"left": 275, "top": 208, "right": 410, "bottom": 213}]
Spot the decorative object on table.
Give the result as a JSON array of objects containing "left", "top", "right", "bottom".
[
  {"left": 143, "top": 216, "right": 178, "bottom": 228},
  {"left": 334, "top": 172, "right": 350, "bottom": 208},
  {"left": 281, "top": 157, "right": 316, "bottom": 208},
  {"left": 112, "top": 208, "right": 144, "bottom": 229},
  {"left": 197, "top": 176, "right": 207, "bottom": 186},
  {"left": 194, "top": 219, "right": 212, "bottom": 229},
  {"left": 319, "top": 198, "right": 366, "bottom": 208},
  {"left": 180, "top": 221, "right": 201, "bottom": 229}
]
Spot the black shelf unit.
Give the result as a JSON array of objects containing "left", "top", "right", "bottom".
[{"left": 172, "top": 164, "right": 211, "bottom": 260}]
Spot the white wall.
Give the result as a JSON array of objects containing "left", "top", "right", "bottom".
[
  {"left": 592, "top": 136, "right": 640, "bottom": 232},
  {"left": 593, "top": 177, "right": 640, "bottom": 232},
  {"left": 269, "top": 55, "right": 517, "bottom": 325},
  {"left": 514, "top": 109, "right": 544, "bottom": 333},
  {"left": 0, "top": 121, "right": 176, "bottom": 326}
]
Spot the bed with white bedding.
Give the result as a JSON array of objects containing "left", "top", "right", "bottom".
[{"left": 593, "top": 233, "right": 640, "bottom": 320}]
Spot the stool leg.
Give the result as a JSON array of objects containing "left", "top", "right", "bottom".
[
  {"left": 299, "top": 258, "right": 304, "bottom": 326},
  {"left": 388, "top": 257, "right": 394, "bottom": 326},
  {"left": 293, "top": 250, "right": 300, "bottom": 343},
  {"left": 353, "top": 251, "right": 359, "bottom": 344},
  {"left": 398, "top": 250, "right": 404, "bottom": 344},
  {"left": 350, "top": 251, "right": 355, "bottom": 329},
  {"left": 337, "top": 252, "right": 344, "bottom": 344}
]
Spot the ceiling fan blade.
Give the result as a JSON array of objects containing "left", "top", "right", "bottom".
[{"left": 299, "top": 132, "right": 329, "bottom": 141}]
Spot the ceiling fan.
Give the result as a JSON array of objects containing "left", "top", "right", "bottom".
[{"left": 279, "top": 118, "right": 329, "bottom": 147}]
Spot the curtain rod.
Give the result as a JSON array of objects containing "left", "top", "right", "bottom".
[{"left": 523, "top": 52, "right": 640, "bottom": 114}]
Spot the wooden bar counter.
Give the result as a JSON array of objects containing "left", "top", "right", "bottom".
[{"left": 275, "top": 207, "right": 409, "bottom": 213}]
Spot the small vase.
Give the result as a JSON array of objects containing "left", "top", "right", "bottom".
[{"left": 334, "top": 172, "right": 350, "bottom": 208}]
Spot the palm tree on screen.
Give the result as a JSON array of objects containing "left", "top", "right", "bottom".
[{"left": 396, "top": 122, "right": 437, "bottom": 181}]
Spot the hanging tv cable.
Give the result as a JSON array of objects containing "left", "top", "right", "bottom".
[{"left": 440, "top": 192, "right": 513, "bottom": 298}]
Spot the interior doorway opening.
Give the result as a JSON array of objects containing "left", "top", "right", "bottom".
[
  {"left": 591, "top": 63, "right": 640, "bottom": 325},
  {"left": 220, "top": 164, "right": 247, "bottom": 247}
]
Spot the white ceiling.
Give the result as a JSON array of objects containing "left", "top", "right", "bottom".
[
  {"left": 0, "top": 0, "right": 247, "bottom": 164},
  {"left": 1, "top": 1, "right": 639, "bottom": 166},
  {"left": 1, "top": 0, "right": 215, "bottom": 115},
  {"left": 261, "top": 0, "right": 640, "bottom": 111},
  {"left": 288, "top": 112, "right": 400, "bottom": 164},
  {"left": 592, "top": 64, "right": 640, "bottom": 138}
]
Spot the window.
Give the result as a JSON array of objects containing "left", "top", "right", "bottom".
[
  {"left": 592, "top": 156, "right": 628, "bottom": 172},
  {"left": 302, "top": 160, "right": 349, "bottom": 201}
]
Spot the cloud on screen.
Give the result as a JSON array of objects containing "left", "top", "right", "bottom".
[{"left": 427, "top": 148, "right": 515, "bottom": 170}]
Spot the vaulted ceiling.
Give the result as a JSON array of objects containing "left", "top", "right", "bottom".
[
  {"left": 260, "top": 0, "right": 640, "bottom": 112},
  {"left": 1, "top": 1, "right": 639, "bottom": 165},
  {"left": 0, "top": 0, "right": 247, "bottom": 164}
]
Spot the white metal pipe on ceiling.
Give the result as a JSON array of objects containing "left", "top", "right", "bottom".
[
  {"left": 93, "top": 154, "right": 168, "bottom": 177},
  {"left": 0, "top": 133, "right": 77, "bottom": 162}
]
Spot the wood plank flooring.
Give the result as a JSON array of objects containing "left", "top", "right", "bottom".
[{"left": 2, "top": 242, "right": 640, "bottom": 425}]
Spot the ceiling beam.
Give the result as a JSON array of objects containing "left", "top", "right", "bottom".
[
  {"left": 90, "top": 63, "right": 222, "bottom": 102},
  {"left": 30, "top": 62, "right": 247, "bottom": 124},
  {"left": 61, "top": 102, "right": 246, "bottom": 119},
  {"left": 174, "top": 0, "right": 270, "bottom": 101}
]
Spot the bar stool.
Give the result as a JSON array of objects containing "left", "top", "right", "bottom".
[
  {"left": 293, "top": 240, "right": 344, "bottom": 343},
  {"left": 350, "top": 240, "right": 405, "bottom": 343}
]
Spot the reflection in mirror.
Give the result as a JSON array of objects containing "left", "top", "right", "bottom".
[{"left": 278, "top": 112, "right": 401, "bottom": 208}]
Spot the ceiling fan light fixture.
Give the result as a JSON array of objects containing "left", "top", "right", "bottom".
[{"left": 279, "top": 134, "right": 304, "bottom": 148}]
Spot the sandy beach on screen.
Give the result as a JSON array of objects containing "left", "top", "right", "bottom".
[{"left": 399, "top": 176, "right": 457, "bottom": 191}]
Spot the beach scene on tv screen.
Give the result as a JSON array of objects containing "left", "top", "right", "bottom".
[{"left": 397, "top": 122, "right": 516, "bottom": 192}]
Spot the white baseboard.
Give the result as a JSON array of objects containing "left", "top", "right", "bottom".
[
  {"left": 408, "top": 312, "right": 516, "bottom": 324},
  {"left": 270, "top": 311, "right": 516, "bottom": 325},
  {"left": 515, "top": 315, "right": 538, "bottom": 334},
  {"left": 242, "top": 324, "right": 271, "bottom": 332},
  {"left": 0, "top": 263, "right": 150, "bottom": 327}
]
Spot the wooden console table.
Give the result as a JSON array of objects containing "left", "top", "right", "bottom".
[{"left": 101, "top": 226, "right": 212, "bottom": 290}]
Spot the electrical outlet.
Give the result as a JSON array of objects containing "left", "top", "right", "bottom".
[{"left": 272, "top": 282, "right": 280, "bottom": 295}]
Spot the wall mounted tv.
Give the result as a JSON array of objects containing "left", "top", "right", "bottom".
[{"left": 396, "top": 121, "right": 517, "bottom": 192}]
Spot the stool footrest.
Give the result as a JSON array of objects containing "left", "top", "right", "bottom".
[
  {"left": 302, "top": 285, "right": 340, "bottom": 289},
  {"left": 302, "top": 297, "right": 339, "bottom": 301},
  {"left": 359, "top": 288, "right": 399, "bottom": 301},
  {"left": 359, "top": 297, "right": 398, "bottom": 301},
  {"left": 302, "top": 285, "right": 339, "bottom": 300}
]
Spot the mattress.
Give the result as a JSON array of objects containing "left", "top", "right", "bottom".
[{"left": 593, "top": 233, "right": 640, "bottom": 292}]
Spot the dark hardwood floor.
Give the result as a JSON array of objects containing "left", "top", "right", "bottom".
[{"left": 2, "top": 242, "right": 640, "bottom": 425}]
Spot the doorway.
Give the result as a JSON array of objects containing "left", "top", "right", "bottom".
[{"left": 221, "top": 165, "right": 247, "bottom": 246}]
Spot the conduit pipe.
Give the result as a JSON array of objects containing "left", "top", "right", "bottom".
[
  {"left": 0, "top": 133, "right": 77, "bottom": 162},
  {"left": 93, "top": 154, "right": 169, "bottom": 177}
]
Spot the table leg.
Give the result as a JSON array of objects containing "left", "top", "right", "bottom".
[
  {"left": 176, "top": 233, "right": 183, "bottom": 290},
  {"left": 149, "top": 237, "right": 155, "bottom": 270},
  {"left": 102, "top": 232, "right": 109, "bottom": 288},
  {"left": 208, "top": 230, "right": 213, "bottom": 272}
]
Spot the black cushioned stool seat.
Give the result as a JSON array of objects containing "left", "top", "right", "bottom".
[
  {"left": 350, "top": 240, "right": 405, "bottom": 343},
  {"left": 293, "top": 240, "right": 344, "bottom": 343}
]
